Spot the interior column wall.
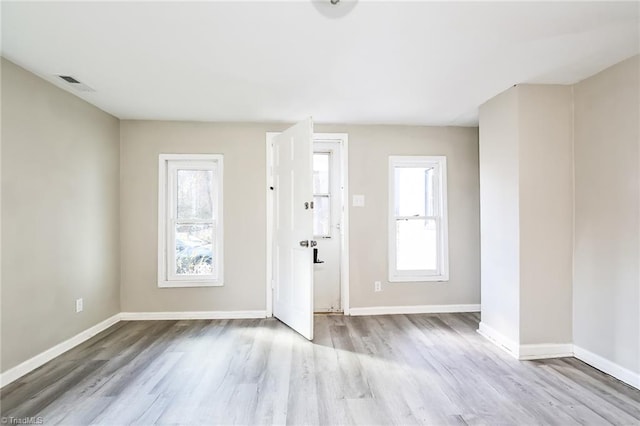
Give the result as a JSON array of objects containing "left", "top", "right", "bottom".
[
  {"left": 517, "top": 85, "right": 573, "bottom": 345},
  {"left": 478, "top": 87, "right": 521, "bottom": 345},
  {"left": 478, "top": 84, "right": 574, "bottom": 352}
]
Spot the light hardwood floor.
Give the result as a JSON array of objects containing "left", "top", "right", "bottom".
[{"left": 1, "top": 313, "right": 639, "bottom": 425}]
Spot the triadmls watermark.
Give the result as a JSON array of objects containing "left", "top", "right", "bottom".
[{"left": 1, "top": 417, "right": 44, "bottom": 425}]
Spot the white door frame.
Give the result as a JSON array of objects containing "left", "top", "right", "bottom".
[{"left": 266, "top": 132, "right": 350, "bottom": 317}]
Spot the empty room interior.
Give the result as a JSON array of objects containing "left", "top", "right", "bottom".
[{"left": 1, "top": 1, "right": 640, "bottom": 425}]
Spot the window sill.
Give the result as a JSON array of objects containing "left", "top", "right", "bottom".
[
  {"left": 388, "top": 275, "right": 449, "bottom": 283},
  {"left": 158, "top": 280, "right": 224, "bottom": 288}
]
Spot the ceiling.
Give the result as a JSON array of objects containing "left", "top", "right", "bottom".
[{"left": 2, "top": 1, "right": 639, "bottom": 126}]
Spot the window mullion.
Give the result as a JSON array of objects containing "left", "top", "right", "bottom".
[
  {"left": 175, "top": 219, "right": 215, "bottom": 225},
  {"left": 395, "top": 215, "right": 434, "bottom": 220}
]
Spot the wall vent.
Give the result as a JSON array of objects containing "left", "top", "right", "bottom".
[
  {"left": 56, "top": 75, "right": 95, "bottom": 92},
  {"left": 59, "top": 75, "right": 80, "bottom": 84}
]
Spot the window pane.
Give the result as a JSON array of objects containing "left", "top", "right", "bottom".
[
  {"left": 396, "top": 219, "right": 437, "bottom": 271},
  {"left": 177, "top": 169, "right": 214, "bottom": 220},
  {"left": 313, "top": 196, "right": 330, "bottom": 237},
  {"left": 395, "top": 166, "right": 435, "bottom": 217},
  {"left": 175, "top": 223, "right": 214, "bottom": 275},
  {"left": 425, "top": 167, "right": 436, "bottom": 216},
  {"left": 313, "top": 153, "right": 330, "bottom": 194}
]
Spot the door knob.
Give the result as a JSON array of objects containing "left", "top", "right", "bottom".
[{"left": 299, "top": 240, "right": 309, "bottom": 247}]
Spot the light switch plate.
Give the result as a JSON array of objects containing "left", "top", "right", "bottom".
[{"left": 352, "top": 195, "right": 365, "bottom": 207}]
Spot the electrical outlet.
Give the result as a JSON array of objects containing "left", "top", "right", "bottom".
[
  {"left": 374, "top": 281, "right": 382, "bottom": 292},
  {"left": 76, "top": 298, "right": 83, "bottom": 313}
]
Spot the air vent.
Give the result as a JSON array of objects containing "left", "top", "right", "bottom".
[
  {"left": 56, "top": 75, "right": 95, "bottom": 92},
  {"left": 59, "top": 75, "right": 80, "bottom": 84}
]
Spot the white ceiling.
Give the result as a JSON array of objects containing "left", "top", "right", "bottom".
[{"left": 2, "top": 1, "right": 639, "bottom": 126}]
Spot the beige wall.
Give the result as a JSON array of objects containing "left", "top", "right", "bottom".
[
  {"left": 120, "top": 121, "right": 271, "bottom": 312},
  {"left": 321, "top": 124, "right": 480, "bottom": 308},
  {"left": 573, "top": 56, "right": 639, "bottom": 374},
  {"left": 518, "top": 85, "right": 574, "bottom": 345},
  {"left": 120, "top": 121, "right": 480, "bottom": 312},
  {"left": 478, "top": 87, "right": 521, "bottom": 343},
  {"left": 479, "top": 84, "right": 574, "bottom": 347},
  {"left": 1, "top": 58, "right": 120, "bottom": 372}
]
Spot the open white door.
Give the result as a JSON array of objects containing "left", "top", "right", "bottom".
[{"left": 272, "top": 118, "right": 315, "bottom": 340}]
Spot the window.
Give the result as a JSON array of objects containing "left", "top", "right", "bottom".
[
  {"left": 158, "top": 154, "right": 223, "bottom": 287},
  {"left": 388, "top": 156, "right": 448, "bottom": 282},
  {"left": 313, "top": 152, "right": 331, "bottom": 237}
]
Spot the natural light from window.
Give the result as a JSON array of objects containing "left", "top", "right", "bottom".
[
  {"left": 389, "top": 156, "right": 448, "bottom": 282},
  {"left": 313, "top": 152, "right": 331, "bottom": 237},
  {"left": 158, "top": 154, "right": 223, "bottom": 287}
]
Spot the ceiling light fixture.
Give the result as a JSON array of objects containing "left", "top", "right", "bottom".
[{"left": 312, "top": 0, "right": 358, "bottom": 19}]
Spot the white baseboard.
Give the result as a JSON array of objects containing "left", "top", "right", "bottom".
[
  {"left": 519, "top": 343, "right": 574, "bottom": 360},
  {"left": 574, "top": 345, "right": 640, "bottom": 389},
  {"left": 477, "top": 322, "right": 573, "bottom": 360},
  {"left": 477, "top": 321, "right": 520, "bottom": 358},
  {"left": 120, "top": 310, "right": 268, "bottom": 320},
  {"left": 0, "top": 313, "right": 121, "bottom": 388},
  {"left": 348, "top": 304, "right": 480, "bottom": 316}
]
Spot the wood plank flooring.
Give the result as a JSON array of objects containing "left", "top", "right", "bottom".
[{"left": 2, "top": 313, "right": 640, "bottom": 425}]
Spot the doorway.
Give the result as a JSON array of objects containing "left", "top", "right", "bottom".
[
  {"left": 312, "top": 139, "right": 343, "bottom": 313},
  {"left": 266, "top": 132, "right": 350, "bottom": 319}
]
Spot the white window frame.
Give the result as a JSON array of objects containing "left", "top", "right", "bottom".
[
  {"left": 388, "top": 155, "right": 449, "bottom": 282},
  {"left": 158, "top": 154, "right": 224, "bottom": 288}
]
